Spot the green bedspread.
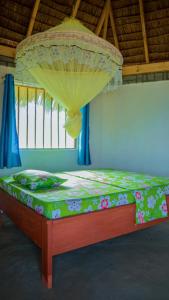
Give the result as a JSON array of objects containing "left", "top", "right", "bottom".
[{"left": 0, "top": 170, "right": 169, "bottom": 224}]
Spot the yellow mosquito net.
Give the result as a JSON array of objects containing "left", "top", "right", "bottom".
[{"left": 16, "top": 18, "right": 123, "bottom": 138}]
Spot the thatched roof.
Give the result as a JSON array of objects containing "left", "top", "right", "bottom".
[{"left": 0, "top": 0, "right": 169, "bottom": 66}]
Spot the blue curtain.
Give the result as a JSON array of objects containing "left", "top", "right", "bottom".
[
  {"left": 78, "top": 104, "right": 91, "bottom": 165},
  {"left": 0, "top": 74, "right": 21, "bottom": 169}
]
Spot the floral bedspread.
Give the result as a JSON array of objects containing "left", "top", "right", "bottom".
[
  {"left": 0, "top": 174, "right": 135, "bottom": 220},
  {"left": 0, "top": 170, "right": 169, "bottom": 224},
  {"left": 65, "top": 170, "right": 169, "bottom": 224}
]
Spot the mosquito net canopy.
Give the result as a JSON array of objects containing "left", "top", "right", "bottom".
[{"left": 16, "top": 18, "right": 123, "bottom": 138}]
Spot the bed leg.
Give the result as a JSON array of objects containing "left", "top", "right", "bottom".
[
  {"left": 42, "top": 221, "right": 53, "bottom": 288},
  {"left": 0, "top": 210, "right": 3, "bottom": 227}
]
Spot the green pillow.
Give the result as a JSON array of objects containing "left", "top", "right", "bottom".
[{"left": 13, "top": 170, "right": 67, "bottom": 190}]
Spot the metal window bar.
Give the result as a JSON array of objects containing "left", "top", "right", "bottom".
[
  {"left": 35, "top": 88, "right": 37, "bottom": 148},
  {"left": 64, "top": 109, "right": 67, "bottom": 148},
  {"left": 26, "top": 87, "right": 29, "bottom": 148},
  {"left": 50, "top": 97, "right": 53, "bottom": 148},
  {"left": 43, "top": 90, "right": 45, "bottom": 148},
  {"left": 17, "top": 86, "right": 20, "bottom": 138},
  {"left": 57, "top": 103, "right": 60, "bottom": 148},
  {"left": 15, "top": 86, "right": 18, "bottom": 130}
]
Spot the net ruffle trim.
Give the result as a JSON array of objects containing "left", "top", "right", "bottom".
[
  {"left": 17, "top": 45, "right": 120, "bottom": 75},
  {"left": 17, "top": 31, "right": 123, "bottom": 66}
]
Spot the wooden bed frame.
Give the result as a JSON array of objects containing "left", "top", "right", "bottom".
[{"left": 0, "top": 189, "right": 169, "bottom": 288}]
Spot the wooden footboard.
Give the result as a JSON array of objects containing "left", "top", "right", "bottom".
[{"left": 0, "top": 189, "right": 169, "bottom": 288}]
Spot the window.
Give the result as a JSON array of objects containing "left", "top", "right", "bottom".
[{"left": 15, "top": 85, "right": 75, "bottom": 149}]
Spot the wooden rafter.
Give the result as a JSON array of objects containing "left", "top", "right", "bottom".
[
  {"left": 0, "top": 45, "right": 15, "bottom": 58},
  {"left": 102, "top": 0, "right": 109, "bottom": 39},
  {"left": 109, "top": 1, "right": 119, "bottom": 49},
  {"left": 139, "top": 0, "right": 149, "bottom": 63},
  {"left": 71, "top": 0, "right": 81, "bottom": 18},
  {"left": 123, "top": 62, "right": 169, "bottom": 76},
  {"left": 95, "top": 0, "right": 109, "bottom": 36},
  {"left": 26, "top": 0, "right": 41, "bottom": 37}
]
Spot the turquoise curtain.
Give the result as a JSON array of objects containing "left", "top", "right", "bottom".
[
  {"left": 78, "top": 104, "right": 91, "bottom": 165},
  {"left": 0, "top": 74, "right": 21, "bottom": 169}
]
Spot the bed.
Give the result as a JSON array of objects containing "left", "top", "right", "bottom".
[{"left": 0, "top": 169, "right": 169, "bottom": 288}]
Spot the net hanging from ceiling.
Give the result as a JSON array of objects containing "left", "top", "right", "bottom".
[{"left": 16, "top": 18, "right": 123, "bottom": 138}]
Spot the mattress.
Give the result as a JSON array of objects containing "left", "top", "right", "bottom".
[
  {"left": 0, "top": 173, "right": 135, "bottom": 220},
  {"left": 0, "top": 170, "right": 169, "bottom": 224}
]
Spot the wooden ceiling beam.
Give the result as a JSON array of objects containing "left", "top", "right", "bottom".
[
  {"left": 26, "top": 0, "right": 41, "bottom": 37},
  {"left": 102, "top": 0, "right": 109, "bottom": 39},
  {"left": 0, "top": 41, "right": 169, "bottom": 76},
  {"left": 95, "top": 0, "right": 109, "bottom": 36},
  {"left": 0, "top": 45, "right": 16, "bottom": 58},
  {"left": 1, "top": 48, "right": 169, "bottom": 76},
  {"left": 109, "top": 1, "right": 119, "bottom": 49},
  {"left": 139, "top": 0, "right": 149, "bottom": 63},
  {"left": 71, "top": 0, "right": 81, "bottom": 18},
  {"left": 123, "top": 62, "right": 169, "bottom": 76}
]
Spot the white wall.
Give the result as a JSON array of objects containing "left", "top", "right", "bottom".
[
  {"left": 90, "top": 80, "right": 169, "bottom": 177},
  {"left": 0, "top": 149, "right": 79, "bottom": 177}
]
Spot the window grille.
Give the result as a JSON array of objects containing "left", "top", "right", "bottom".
[{"left": 15, "top": 85, "right": 75, "bottom": 149}]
